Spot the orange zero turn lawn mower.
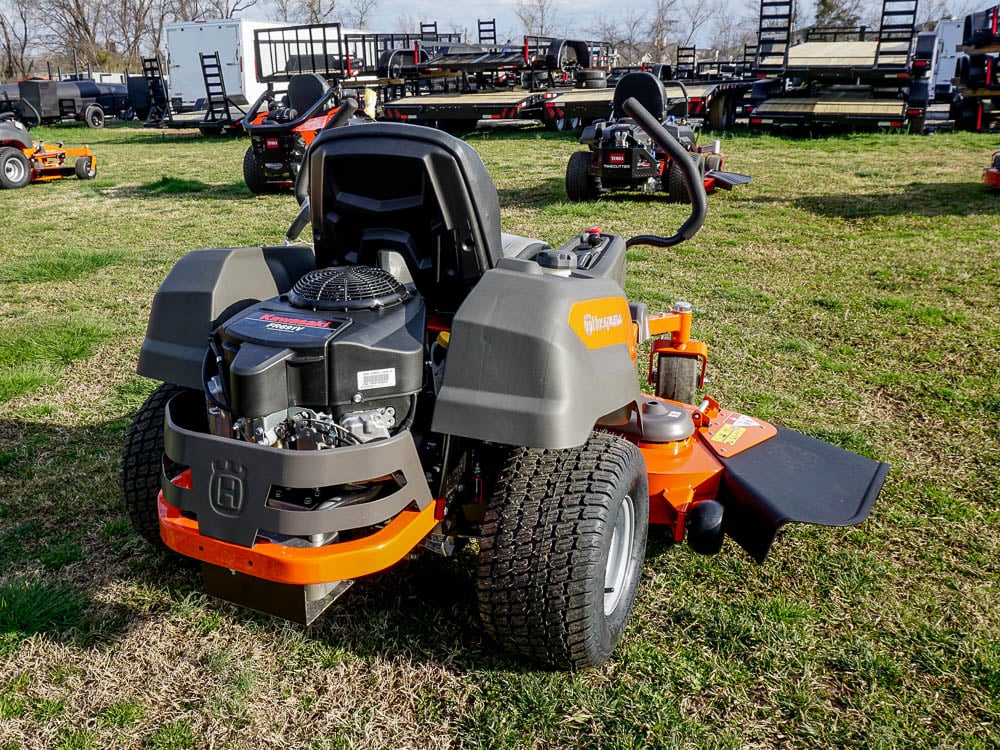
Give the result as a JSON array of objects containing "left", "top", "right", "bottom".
[
  {"left": 123, "top": 96, "right": 888, "bottom": 670},
  {"left": 0, "top": 113, "right": 96, "bottom": 189}
]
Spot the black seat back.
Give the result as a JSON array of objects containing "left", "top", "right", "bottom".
[
  {"left": 287, "top": 73, "right": 328, "bottom": 116},
  {"left": 612, "top": 72, "right": 666, "bottom": 120},
  {"left": 307, "top": 123, "right": 504, "bottom": 312}
]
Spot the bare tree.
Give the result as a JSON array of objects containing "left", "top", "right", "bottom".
[
  {"left": 649, "top": 0, "right": 681, "bottom": 62},
  {"left": 165, "top": 0, "right": 215, "bottom": 22},
  {"left": 0, "top": 0, "right": 34, "bottom": 79},
  {"left": 814, "top": 0, "right": 863, "bottom": 27},
  {"left": 394, "top": 13, "right": 420, "bottom": 33},
  {"left": 341, "top": 0, "right": 377, "bottom": 28},
  {"left": 37, "top": 0, "right": 107, "bottom": 65},
  {"left": 513, "top": 0, "right": 561, "bottom": 36},
  {"left": 708, "top": 3, "right": 758, "bottom": 60},
  {"left": 672, "top": 0, "right": 723, "bottom": 47},
  {"left": 589, "top": 10, "right": 648, "bottom": 64},
  {"left": 206, "top": 0, "right": 258, "bottom": 18}
]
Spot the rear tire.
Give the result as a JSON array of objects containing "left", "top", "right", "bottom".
[
  {"left": 243, "top": 146, "right": 270, "bottom": 194},
  {"left": 654, "top": 354, "right": 699, "bottom": 405},
  {"left": 74, "top": 156, "right": 96, "bottom": 180},
  {"left": 84, "top": 104, "right": 105, "bottom": 129},
  {"left": 121, "top": 383, "right": 188, "bottom": 550},
  {"left": 566, "top": 150, "right": 597, "bottom": 201},
  {"left": 0, "top": 147, "right": 30, "bottom": 189},
  {"left": 477, "top": 432, "right": 649, "bottom": 669}
]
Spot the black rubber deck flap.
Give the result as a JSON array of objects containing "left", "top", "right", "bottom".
[
  {"left": 718, "top": 426, "right": 889, "bottom": 563},
  {"left": 708, "top": 170, "right": 753, "bottom": 189}
]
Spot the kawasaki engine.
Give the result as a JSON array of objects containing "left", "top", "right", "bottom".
[{"left": 205, "top": 266, "right": 425, "bottom": 451}]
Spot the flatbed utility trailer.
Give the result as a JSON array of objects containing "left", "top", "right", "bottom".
[
  {"left": 382, "top": 88, "right": 558, "bottom": 129},
  {"left": 747, "top": 0, "right": 927, "bottom": 133},
  {"left": 543, "top": 78, "right": 753, "bottom": 132}
]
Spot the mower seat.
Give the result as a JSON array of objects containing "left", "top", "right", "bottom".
[
  {"left": 266, "top": 74, "right": 329, "bottom": 122},
  {"left": 307, "top": 122, "right": 504, "bottom": 312},
  {"left": 612, "top": 72, "right": 666, "bottom": 121},
  {"left": 501, "top": 232, "right": 549, "bottom": 259}
]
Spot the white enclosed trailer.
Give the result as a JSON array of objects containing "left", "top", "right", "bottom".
[{"left": 165, "top": 19, "right": 288, "bottom": 110}]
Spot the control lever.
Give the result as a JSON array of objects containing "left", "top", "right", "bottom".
[{"left": 621, "top": 97, "right": 707, "bottom": 249}]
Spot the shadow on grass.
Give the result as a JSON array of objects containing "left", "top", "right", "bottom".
[
  {"left": 794, "top": 181, "right": 998, "bottom": 218},
  {"left": 102, "top": 179, "right": 261, "bottom": 201},
  {"left": 498, "top": 177, "right": 566, "bottom": 207}
]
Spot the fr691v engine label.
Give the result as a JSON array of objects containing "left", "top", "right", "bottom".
[{"left": 357, "top": 368, "right": 396, "bottom": 390}]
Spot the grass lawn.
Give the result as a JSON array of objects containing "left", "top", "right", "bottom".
[{"left": 0, "top": 121, "right": 997, "bottom": 750}]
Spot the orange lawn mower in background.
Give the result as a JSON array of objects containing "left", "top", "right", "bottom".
[{"left": 0, "top": 112, "right": 96, "bottom": 189}]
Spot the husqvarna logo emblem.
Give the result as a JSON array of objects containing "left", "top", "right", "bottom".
[
  {"left": 583, "top": 312, "right": 624, "bottom": 336},
  {"left": 209, "top": 460, "right": 246, "bottom": 516}
]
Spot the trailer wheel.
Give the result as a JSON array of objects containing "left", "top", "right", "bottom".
[
  {"left": 84, "top": 104, "right": 105, "bottom": 129},
  {"left": 243, "top": 146, "right": 271, "bottom": 195},
  {"left": 708, "top": 96, "right": 727, "bottom": 130},
  {"left": 478, "top": 432, "right": 649, "bottom": 669},
  {"left": 566, "top": 150, "right": 597, "bottom": 201},
  {"left": 555, "top": 115, "right": 581, "bottom": 132},
  {"left": 654, "top": 353, "right": 699, "bottom": 405},
  {"left": 121, "top": 383, "right": 188, "bottom": 550},
  {"left": 74, "top": 156, "right": 96, "bottom": 180},
  {"left": 0, "top": 147, "right": 30, "bottom": 189}
]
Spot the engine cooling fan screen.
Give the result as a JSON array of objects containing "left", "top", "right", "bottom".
[{"left": 289, "top": 266, "right": 407, "bottom": 310}]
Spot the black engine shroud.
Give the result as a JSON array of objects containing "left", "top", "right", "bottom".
[{"left": 214, "top": 274, "right": 425, "bottom": 419}]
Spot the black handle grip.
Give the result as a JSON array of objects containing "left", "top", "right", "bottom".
[
  {"left": 622, "top": 96, "right": 707, "bottom": 248},
  {"left": 324, "top": 96, "right": 358, "bottom": 131}
]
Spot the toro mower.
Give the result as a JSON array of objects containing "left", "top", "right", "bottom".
[
  {"left": 123, "top": 97, "right": 887, "bottom": 670},
  {"left": 242, "top": 74, "right": 355, "bottom": 194},
  {"left": 566, "top": 72, "right": 750, "bottom": 202},
  {"left": 0, "top": 113, "right": 96, "bottom": 190},
  {"left": 985, "top": 151, "right": 1000, "bottom": 188}
]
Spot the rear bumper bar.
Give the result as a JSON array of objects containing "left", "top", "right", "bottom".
[{"left": 158, "top": 391, "right": 436, "bottom": 584}]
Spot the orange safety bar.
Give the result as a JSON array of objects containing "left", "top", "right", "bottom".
[{"left": 158, "top": 474, "right": 440, "bottom": 586}]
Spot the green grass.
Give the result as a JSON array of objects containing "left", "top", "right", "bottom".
[{"left": 0, "top": 121, "right": 997, "bottom": 749}]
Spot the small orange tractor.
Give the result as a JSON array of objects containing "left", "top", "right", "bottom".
[{"left": 0, "top": 113, "right": 96, "bottom": 189}]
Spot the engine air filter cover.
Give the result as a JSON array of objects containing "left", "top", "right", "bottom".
[{"left": 290, "top": 266, "right": 408, "bottom": 311}]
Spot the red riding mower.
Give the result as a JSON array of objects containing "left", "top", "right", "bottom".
[
  {"left": 985, "top": 151, "right": 1000, "bottom": 188},
  {"left": 124, "top": 96, "right": 886, "bottom": 670},
  {"left": 242, "top": 74, "right": 354, "bottom": 194},
  {"left": 0, "top": 113, "right": 96, "bottom": 190},
  {"left": 566, "top": 72, "right": 750, "bottom": 202}
]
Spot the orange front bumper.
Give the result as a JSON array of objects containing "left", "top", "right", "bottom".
[{"left": 158, "top": 484, "right": 439, "bottom": 586}]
